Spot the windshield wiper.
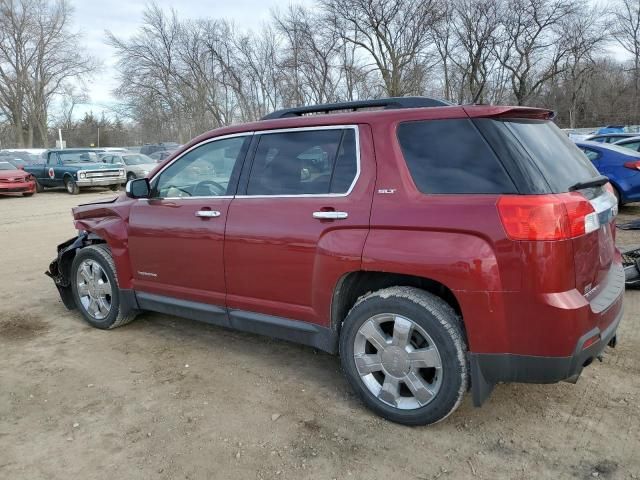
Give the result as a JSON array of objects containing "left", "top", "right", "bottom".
[{"left": 568, "top": 175, "right": 609, "bottom": 191}]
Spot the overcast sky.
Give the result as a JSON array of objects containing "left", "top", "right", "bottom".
[
  {"left": 72, "top": 0, "right": 307, "bottom": 118},
  {"left": 71, "top": 0, "right": 628, "bottom": 119}
]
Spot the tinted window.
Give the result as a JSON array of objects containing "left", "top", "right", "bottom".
[
  {"left": 154, "top": 137, "right": 248, "bottom": 198},
  {"left": 397, "top": 119, "right": 517, "bottom": 194},
  {"left": 247, "top": 129, "right": 357, "bottom": 195},
  {"left": 580, "top": 148, "right": 600, "bottom": 162},
  {"left": 618, "top": 141, "right": 640, "bottom": 152},
  {"left": 477, "top": 119, "right": 600, "bottom": 193}
]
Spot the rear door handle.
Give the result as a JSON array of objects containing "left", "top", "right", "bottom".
[
  {"left": 312, "top": 211, "right": 348, "bottom": 220},
  {"left": 195, "top": 210, "right": 221, "bottom": 218}
]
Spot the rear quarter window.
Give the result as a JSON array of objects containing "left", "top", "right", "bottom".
[{"left": 396, "top": 119, "right": 517, "bottom": 194}]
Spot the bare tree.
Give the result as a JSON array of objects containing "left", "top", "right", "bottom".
[
  {"left": 320, "top": 0, "right": 444, "bottom": 96},
  {"left": 0, "top": 0, "right": 95, "bottom": 147},
  {"left": 495, "top": 0, "right": 578, "bottom": 105},
  {"left": 611, "top": 0, "right": 640, "bottom": 122}
]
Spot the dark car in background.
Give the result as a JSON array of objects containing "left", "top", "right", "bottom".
[
  {"left": 148, "top": 150, "right": 174, "bottom": 162},
  {"left": 140, "top": 142, "right": 180, "bottom": 156},
  {"left": 24, "top": 148, "right": 125, "bottom": 194}
]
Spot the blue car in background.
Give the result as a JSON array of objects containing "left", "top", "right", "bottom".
[{"left": 576, "top": 140, "right": 640, "bottom": 205}]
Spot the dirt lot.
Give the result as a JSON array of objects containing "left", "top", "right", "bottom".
[{"left": 1, "top": 190, "right": 639, "bottom": 480}]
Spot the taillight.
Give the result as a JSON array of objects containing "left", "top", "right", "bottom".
[
  {"left": 497, "top": 193, "right": 598, "bottom": 240},
  {"left": 623, "top": 161, "right": 640, "bottom": 170}
]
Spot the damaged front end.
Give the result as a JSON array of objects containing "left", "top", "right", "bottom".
[{"left": 45, "top": 231, "right": 91, "bottom": 310}]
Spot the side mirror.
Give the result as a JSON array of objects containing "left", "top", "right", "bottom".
[{"left": 126, "top": 178, "right": 150, "bottom": 199}]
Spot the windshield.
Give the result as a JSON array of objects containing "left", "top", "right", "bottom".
[
  {"left": 0, "top": 161, "right": 16, "bottom": 170},
  {"left": 123, "top": 154, "right": 154, "bottom": 165},
  {"left": 59, "top": 151, "right": 102, "bottom": 163}
]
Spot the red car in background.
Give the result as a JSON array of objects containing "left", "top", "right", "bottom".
[{"left": 0, "top": 161, "right": 36, "bottom": 197}]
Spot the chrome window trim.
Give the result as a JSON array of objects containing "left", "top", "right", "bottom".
[
  {"left": 148, "top": 132, "right": 255, "bottom": 199},
  {"left": 236, "top": 124, "right": 361, "bottom": 199},
  {"left": 147, "top": 125, "right": 361, "bottom": 201}
]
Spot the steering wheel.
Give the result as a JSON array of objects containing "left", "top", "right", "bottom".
[{"left": 193, "top": 180, "right": 226, "bottom": 196}]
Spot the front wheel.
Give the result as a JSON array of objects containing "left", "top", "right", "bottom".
[
  {"left": 339, "top": 286, "right": 468, "bottom": 426},
  {"left": 70, "top": 244, "right": 137, "bottom": 329},
  {"left": 65, "top": 177, "right": 80, "bottom": 195},
  {"left": 22, "top": 192, "right": 34, "bottom": 197},
  {"left": 35, "top": 180, "right": 44, "bottom": 193}
]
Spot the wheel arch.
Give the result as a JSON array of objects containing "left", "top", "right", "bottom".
[{"left": 331, "top": 270, "right": 464, "bottom": 337}]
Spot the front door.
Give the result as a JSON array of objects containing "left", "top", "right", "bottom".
[
  {"left": 224, "top": 125, "right": 374, "bottom": 326},
  {"left": 128, "top": 134, "right": 251, "bottom": 307}
]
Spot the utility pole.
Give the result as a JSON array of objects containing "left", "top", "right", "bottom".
[{"left": 97, "top": 127, "right": 100, "bottom": 148}]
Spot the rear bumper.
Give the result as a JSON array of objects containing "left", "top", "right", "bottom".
[
  {"left": 0, "top": 181, "right": 35, "bottom": 193},
  {"left": 469, "top": 260, "right": 625, "bottom": 406},
  {"left": 470, "top": 304, "right": 622, "bottom": 401}
]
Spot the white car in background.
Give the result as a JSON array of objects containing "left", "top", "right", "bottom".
[{"left": 102, "top": 152, "right": 157, "bottom": 182}]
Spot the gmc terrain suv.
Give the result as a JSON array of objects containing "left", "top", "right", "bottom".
[{"left": 47, "top": 97, "right": 623, "bottom": 425}]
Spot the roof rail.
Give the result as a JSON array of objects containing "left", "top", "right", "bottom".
[{"left": 261, "top": 96, "right": 452, "bottom": 120}]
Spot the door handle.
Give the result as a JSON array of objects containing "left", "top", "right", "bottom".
[
  {"left": 195, "top": 210, "right": 221, "bottom": 218},
  {"left": 312, "top": 211, "right": 348, "bottom": 220}
]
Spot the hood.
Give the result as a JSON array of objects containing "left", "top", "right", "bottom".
[
  {"left": 65, "top": 162, "right": 123, "bottom": 170},
  {"left": 0, "top": 169, "right": 28, "bottom": 179},
  {"left": 128, "top": 163, "right": 156, "bottom": 172}
]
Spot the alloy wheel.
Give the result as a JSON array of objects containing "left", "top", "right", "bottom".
[
  {"left": 76, "top": 259, "right": 113, "bottom": 320},
  {"left": 353, "top": 313, "right": 443, "bottom": 410}
]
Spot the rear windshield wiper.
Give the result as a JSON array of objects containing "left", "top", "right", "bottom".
[{"left": 568, "top": 175, "right": 609, "bottom": 191}]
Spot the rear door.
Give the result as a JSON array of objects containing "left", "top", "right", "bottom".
[{"left": 224, "top": 125, "right": 374, "bottom": 326}]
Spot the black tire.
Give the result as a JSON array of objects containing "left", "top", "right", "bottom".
[
  {"left": 339, "top": 286, "right": 468, "bottom": 426},
  {"left": 70, "top": 244, "right": 137, "bottom": 329},
  {"left": 22, "top": 192, "right": 34, "bottom": 197},
  {"left": 65, "top": 177, "right": 80, "bottom": 195},
  {"left": 127, "top": 172, "right": 136, "bottom": 182},
  {"left": 35, "top": 180, "right": 44, "bottom": 193},
  {"left": 613, "top": 186, "right": 622, "bottom": 207},
  {"left": 109, "top": 184, "right": 120, "bottom": 192}
]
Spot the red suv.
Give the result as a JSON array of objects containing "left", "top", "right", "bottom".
[{"left": 47, "top": 97, "right": 623, "bottom": 425}]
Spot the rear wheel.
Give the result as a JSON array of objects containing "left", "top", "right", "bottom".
[
  {"left": 35, "top": 180, "right": 44, "bottom": 193},
  {"left": 70, "top": 244, "right": 137, "bottom": 329},
  {"left": 339, "top": 286, "right": 468, "bottom": 426},
  {"left": 613, "top": 186, "right": 622, "bottom": 207},
  {"left": 65, "top": 177, "right": 80, "bottom": 195}
]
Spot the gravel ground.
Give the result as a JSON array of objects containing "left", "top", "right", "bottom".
[{"left": 1, "top": 190, "right": 639, "bottom": 480}]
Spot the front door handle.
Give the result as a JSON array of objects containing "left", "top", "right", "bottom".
[
  {"left": 312, "top": 211, "right": 348, "bottom": 220},
  {"left": 195, "top": 210, "right": 221, "bottom": 218}
]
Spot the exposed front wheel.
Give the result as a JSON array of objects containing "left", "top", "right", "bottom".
[
  {"left": 65, "top": 177, "right": 80, "bottom": 195},
  {"left": 70, "top": 244, "right": 137, "bottom": 329},
  {"left": 339, "top": 286, "right": 468, "bottom": 426}
]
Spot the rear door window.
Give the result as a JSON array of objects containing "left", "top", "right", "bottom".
[
  {"left": 396, "top": 119, "right": 517, "bottom": 194},
  {"left": 246, "top": 128, "right": 358, "bottom": 196}
]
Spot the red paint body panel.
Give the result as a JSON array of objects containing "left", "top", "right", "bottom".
[
  {"left": 224, "top": 125, "right": 376, "bottom": 325},
  {"left": 69, "top": 104, "right": 622, "bottom": 363},
  {"left": 0, "top": 169, "right": 36, "bottom": 194}
]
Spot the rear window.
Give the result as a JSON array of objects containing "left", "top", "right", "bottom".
[
  {"left": 396, "top": 119, "right": 517, "bottom": 194},
  {"left": 475, "top": 119, "right": 599, "bottom": 193}
]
